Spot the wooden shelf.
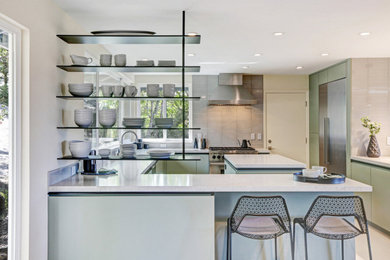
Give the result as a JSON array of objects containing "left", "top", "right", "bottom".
[{"left": 58, "top": 155, "right": 200, "bottom": 161}]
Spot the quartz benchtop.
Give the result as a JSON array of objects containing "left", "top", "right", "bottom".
[
  {"left": 351, "top": 155, "right": 390, "bottom": 169},
  {"left": 49, "top": 171, "right": 371, "bottom": 193},
  {"left": 225, "top": 154, "right": 306, "bottom": 169}
]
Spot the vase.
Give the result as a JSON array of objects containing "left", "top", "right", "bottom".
[{"left": 367, "top": 135, "right": 381, "bottom": 158}]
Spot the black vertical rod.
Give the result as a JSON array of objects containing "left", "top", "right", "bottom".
[{"left": 182, "top": 10, "right": 186, "bottom": 159}]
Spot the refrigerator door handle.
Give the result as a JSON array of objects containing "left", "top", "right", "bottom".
[{"left": 324, "top": 117, "right": 330, "bottom": 164}]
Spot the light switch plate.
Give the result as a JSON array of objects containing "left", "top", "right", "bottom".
[
  {"left": 387, "top": 136, "right": 390, "bottom": 145},
  {"left": 250, "top": 133, "right": 255, "bottom": 140},
  {"left": 257, "top": 133, "right": 262, "bottom": 140}
]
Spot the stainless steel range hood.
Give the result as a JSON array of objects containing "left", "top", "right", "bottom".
[{"left": 208, "top": 73, "right": 258, "bottom": 106}]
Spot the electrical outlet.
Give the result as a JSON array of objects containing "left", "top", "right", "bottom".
[
  {"left": 250, "top": 133, "right": 255, "bottom": 140},
  {"left": 257, "top": 133, "right": 262, "bottom": 140},
  {"left": 387, "top": 136, "right": 390, "bottom": 145}
]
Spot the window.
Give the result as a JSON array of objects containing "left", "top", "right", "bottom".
[{"left": 138, "top": 85, "right": 191, "bottom": 142}]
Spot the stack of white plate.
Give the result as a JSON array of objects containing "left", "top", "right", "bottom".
[
  {"left": 155, "top": 118, "right": 173, "bottom": 128},
  {"left": 99, "top": 109, "right": 116, "bottom": 128},
  {"left": 74, "top": 109, "right": 93, "bottom": 127},
  {"left": 69, "top": 140, "right": 91, "bottom": 158},
  {"left": 68, "top": 83, "right": 93, "bottom": 97},
  {"left": 121, "top": 143, "right": 137, "bottom": 158},
  {"left": 147, "top": 149, "right": 174, "bottom": 159},
  {"left": 122, "top": 118, "right": 145, "bottom": 128}
]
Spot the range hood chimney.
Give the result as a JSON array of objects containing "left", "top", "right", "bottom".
[{"left": 208, "top": 73, "right": 258, "bottom": 106}]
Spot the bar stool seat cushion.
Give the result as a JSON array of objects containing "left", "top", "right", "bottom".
[
  {"left": 236, "top": 216, "right": 280, "bottom": 239},
  {"left": 311, "top": 216, "right": 361, "bottom": 240}
]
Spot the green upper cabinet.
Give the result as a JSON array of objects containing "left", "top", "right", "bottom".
[
  {"left": 328, "top": 62, "right": 347, "bottom": 82},
  {"left": 318, "top": 70, "right": 328, "bottom": 85},
  {"left": 309, "top": 74, "right": 319, "bottom": 134}
]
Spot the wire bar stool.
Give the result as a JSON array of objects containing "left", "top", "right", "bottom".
[
  {"left": 227, "top": 196, "right": 294, "bottom": 260},
  {"left": 293, "top": 195, "right": 373, "bottom": 260}
]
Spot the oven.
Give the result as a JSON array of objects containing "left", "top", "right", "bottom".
[{"left": 208, "top": 147, "right": 258, "bottom": 174}]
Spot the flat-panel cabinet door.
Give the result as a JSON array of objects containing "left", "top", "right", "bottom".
[
  {"left": 166, "top": 161, "right": 197, "bottom": 174},
  {"left": 351, "top": 162, "right": 372, "bottom": 221},
  {"left": 196, "top": 155, "right": 210, "bottom": 174},
  {"left": 224, "top": 161, "right": 237, "bottom": 174},
  {"left": 49, "top": 195, "right": 215, "bottom": 260},
  {"left": 371, "top": 167, "right": 390, "bottom": 231}
]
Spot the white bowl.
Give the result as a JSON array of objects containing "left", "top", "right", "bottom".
[
  {"left": 98, "top": 148, "right": 111, "bottom": 158},
  {"left": 302, "top": 169, "right": 321, "bottom": 178},
  {"left": 74, "top": 109, "right": 93, "bottom": 127},
  {"left": 69, "top": 140, "right": 91, "bottom": 158},
  {"left": 68, "top": 83, "right": 93, "bottom": 97}
]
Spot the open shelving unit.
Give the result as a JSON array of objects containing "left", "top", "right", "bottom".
[{"left": 57, "top": 11, "right": 200, "bottom": 161}]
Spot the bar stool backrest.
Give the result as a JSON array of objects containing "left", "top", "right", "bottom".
[
  {"left": 304, "top": 196, "right": 368, "bottom": 233},
  {"left": 230, "top": 196, "right": 291, "bottom": 233}
]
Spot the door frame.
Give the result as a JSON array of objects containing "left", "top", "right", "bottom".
[
  {"left": 0, "top": 15, "right": 23, "bottom": 260},
  {"left": 264, "top": 91, "right": 310, "bottom": 166}
]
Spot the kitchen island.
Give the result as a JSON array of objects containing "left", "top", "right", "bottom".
[
  {"left": 48, "top": 161, "right": 371, "bottom": 260},
  {"left": 224, "top": 154, "right": 306, "bottom": 174}
]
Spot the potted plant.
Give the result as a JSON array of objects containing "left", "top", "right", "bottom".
[{"left": 361, "top": 116, "right": 381, "bottom": 158}]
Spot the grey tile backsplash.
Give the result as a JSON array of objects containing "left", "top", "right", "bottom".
[{"left": 192, "top": 75, "right": 264, "bottom": 148}]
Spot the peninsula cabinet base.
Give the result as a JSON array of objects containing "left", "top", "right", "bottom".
[
  {"left": 48, "top": 194, "right": 215, "bottom": 260},
  {"left": 49, "top": 192, "right": 358, "bottom": 260}
]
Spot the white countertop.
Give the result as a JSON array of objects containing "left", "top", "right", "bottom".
[
  {"left": 351, "top": 155, "right": 390, "bottom": 169},
  {"left": 48, "top": 171, "right": 371, "bottom": 193},
  {"left": 225, "top": 154, "right": 306, "bottom": 169}
]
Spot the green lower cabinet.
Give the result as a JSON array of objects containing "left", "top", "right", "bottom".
[
  {"left": 371, "top": 166, "right": 390, "bottom": 231},
  {"left": 224, "top": 161, "right": 237, "bottom": 174},
  {"left": 163, "top": 154, "right": 209, "bottom": 174},
  {"left": 351, "top": 162, "right": 372, "bottom": 221}
]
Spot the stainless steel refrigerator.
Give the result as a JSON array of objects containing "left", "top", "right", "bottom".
[{"left": 319, "top": 79, "right": 347, "bottom": 175}]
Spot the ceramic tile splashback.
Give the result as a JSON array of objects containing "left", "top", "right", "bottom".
[
  {"left": 192, "top": 75, "right": 264, "bottom": 148},
  {"left": 351, "top": 58, "right": 390, "bottom": 156}
]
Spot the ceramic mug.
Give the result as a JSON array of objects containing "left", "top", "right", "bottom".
[
  {"left": 114, "top": 54, "right": 126, "bottom": 66},
  {"left": 163, "top": 84, "right": 176, "bottom": 97},
  {"left": 125, "top": 85, "right": 138, "bottom": 97},
  {"left": 70, "top": 55, "right": 92, "bottom": 65},
  {"left": 113, "top": 85, "right": 124, "bottom": 97},
  {"left": 147, "top": 84, "right": 160, "bottom": 97},
  {"left": 100, "top": 54, "right": 112, "bottom": 66},
  {"left": 302, "top": 169, "right": 321, "bottom": 178},
  {"left": 312, "top": 166, "right": 327, "bottom": 175},
  {"left": 101, "top": 85, "right": 113, "bottom": 97}
]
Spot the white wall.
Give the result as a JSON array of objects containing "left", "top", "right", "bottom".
[{"left": 0, "top": 0, "right": 89, "bottom": 259}]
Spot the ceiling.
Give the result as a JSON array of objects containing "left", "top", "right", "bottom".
[{"left": 54, "top": 0, "right": 390, "bottom": 74}]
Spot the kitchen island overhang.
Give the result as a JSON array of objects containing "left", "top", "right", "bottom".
[{"left": 48, "top": 166, "right": 371, "bottom": 260}]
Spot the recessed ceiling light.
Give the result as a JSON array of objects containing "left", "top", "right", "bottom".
[
  {"left": 321, "top": 53, "right": 329, "bottom": 56},
  {"left": 242, "top": 66, "right": 249, "bottom": 69},
  {"left": 187, "top": 32, "right": 198, "bottom": 36},
  {"left": 187, "top": 53, "right": 195, "bottom": 57},
  {"left": 359, "top": 32, "right": 371, "bottom": 36},
  {"left": 296, "top": 66, "right": 303, "bottom": 70},
  {"left": 273, "top": 32, "right": 284, "bottom": 36},
  {"left": 237, "top": 62, "right": 257, "bottom": 65},
  {"left": 254, "top": 53, "right": 262, "bottom": 57}
]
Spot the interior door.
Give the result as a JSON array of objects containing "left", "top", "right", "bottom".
[{"left": 266, "top": 93, "right": 308, "bottom": 164}]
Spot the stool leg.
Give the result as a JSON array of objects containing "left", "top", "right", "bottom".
[
  {"left": 274, "top": 237, "right": 277, "bottom": 260},
  {"left": 227, "top": 218, "right": 232, "bottom": 260},
  {"left": 304, "top": 230, "right": 308, "bottom": 260},
  {"left": 290, "top": 231, "right": 294, "bottom": 260},
  {"left": 341, "top": 236, "right": 344, "bottom": 260},
  {"left": 366, "top": 230, "right": 373, "bottom": 260}
]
